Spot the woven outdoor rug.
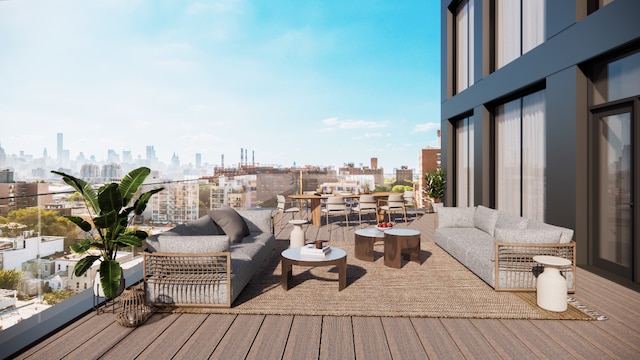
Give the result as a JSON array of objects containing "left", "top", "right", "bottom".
[{"left": 166, "top": 240, "right": 604, "bottom": 320}]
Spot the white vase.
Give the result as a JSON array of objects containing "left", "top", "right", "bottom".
[{"left": 536, "top": 266, "right": 568, "bottom": 312}]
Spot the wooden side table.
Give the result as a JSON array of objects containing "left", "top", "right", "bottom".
[
  {"left": 354, "top": 228, "right": 385, "bottom": 261},
  {"left": 281, "top": 246, "right": 347, "bottom": 291}
]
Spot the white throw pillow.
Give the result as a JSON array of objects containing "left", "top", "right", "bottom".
[
  {"left": 437, "top": 207, "right": 476, "bottom": 228},
  {"left": 474, "top": 205, "right": 499, "bottom": 236}
]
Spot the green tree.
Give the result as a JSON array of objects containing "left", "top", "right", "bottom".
[
  {"left": 1, "top": 208, "right": 80, "bottom": 239},
  {"left": 43, "top": 290, "right": 76, "bottom": 305},
  {"left": 0, "top": 269, "right": 24, "bottom": 290}
]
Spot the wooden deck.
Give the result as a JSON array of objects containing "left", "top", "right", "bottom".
[{"left": 14, "top": 212, "right": 640, "bottom": 359}]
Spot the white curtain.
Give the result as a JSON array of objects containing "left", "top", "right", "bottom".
[
  {"left": 522, "top": 0, "right": 545, "bottom": 54},
  {"left": 456, "top": 117, "right": 474, "bottom": 207},
  {"left": 455, "top": 0, "right": 474, "bottom": 93},
  {"left": 496, "top": 0, "right": 521, "bottom": 68},
  {"left": 496, "top": 99, "right": 521, "bottom": 215},
  {"left": 521, "top": 90, "right": 546, "bottom": 221}
]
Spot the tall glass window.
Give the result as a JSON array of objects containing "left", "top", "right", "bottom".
[
  {"left": 496, "top": 90, "right": 546, "bottom": 220},
  {"left": 455, "top": 0, "right": 474, "bottom": 93},
  {"left": 456, "top": 116, "right": 474, "bottom": 206},
  {"left": 495, "top": 0, "right": 545, "bottom": 69},
  {"left": 592, "top": 50, "right": 640, "bottom": 105}
]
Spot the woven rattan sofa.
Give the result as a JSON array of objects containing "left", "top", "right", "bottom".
[
  {"left": 143, "top": 206, "right": 275, "bottom": 308},
  {"left": 434, "top": 206, "right": 576, "bottom": 292}
]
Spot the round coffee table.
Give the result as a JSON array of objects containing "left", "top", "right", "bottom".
[
  {"left": 281, "top": 246, "right": 347, "bottom": 291},
  {"left": 383, "top": 228, "right": 421, "bottom": 268},
  {"left": 354, "top": 227, "right": 385, "bottom": 261}
]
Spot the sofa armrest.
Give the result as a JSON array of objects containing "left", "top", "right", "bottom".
[
  {"left": 494, "top": 241, "right": 576, "bottom": 292},
  {"left": 144, "top": 251, "right": 232, "bottom": 308}
]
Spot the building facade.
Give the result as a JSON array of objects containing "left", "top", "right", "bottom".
[{"left": 441, "top": 0, "right": 640, "bottom": 288}]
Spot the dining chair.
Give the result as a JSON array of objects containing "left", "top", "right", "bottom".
[
  {"left": 321, "top": 196, "right": 350, "bottom": 228},
  {"left": 351, "top": 195, "right": 378, "bottom": 224},
  {"left": 379, "top": 193, "right": 407, "bottom": 223},
  {"left": 276, "top": 194, "right": 300, "bottom": 229},
  {"left": 403, "top": 191, "right": 418, "bottom": 218}
]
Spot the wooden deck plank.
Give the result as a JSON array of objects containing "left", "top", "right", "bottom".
[
  {"left": 380, "top": 317, "right": 428, "bottom": 359},
  {"left": 320, "top": 316, "right": 355, "bottom": 360},
  {"left": 498, "top": 320, "right": 575, "bottom": 359},
  {"left": 135, "top": 313, "right": 208, "bottom": 359},
  {"left": 210, "top": 314, "right": 265, "bottom": 360},
  {"left": 529, "top": 320, "right": 609, "bottom": 358},
  {"left": 351, "top": 316, "right": 392, "bottom": 360},
  {"left": 16, "top": 309, "right": 118, "bottom": 360},
  {"left": 410, "top": 318, "right": 464, "bottom": 359},
  {"left": 282, "top": 316, "right": 322, "bottom": 360},
  {"left": 439, "top": 319, "right": 500, "bottom": 358},
  {"left": 246, "top": 315, "right": 294, "bottom": 360},
  {"left": 469, "top": 319, "right": 538, "bottom": 360},
  {"left": 173, "top": 314, "right": 236, "bottom": 359},
  {"left": 96, "top": 312, "right": 180, "bottom": 360}
]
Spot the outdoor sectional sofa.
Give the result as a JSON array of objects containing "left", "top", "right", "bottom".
[
  {"left": 434, "top": 205, "right": 576, "bottom": 292},
  {"left": 143, "top": 205, "right": 275, "bottom": 308}
]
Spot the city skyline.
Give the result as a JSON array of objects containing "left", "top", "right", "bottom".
[{"left": 0, "top": 1, "right": 441, "bottom": 173}]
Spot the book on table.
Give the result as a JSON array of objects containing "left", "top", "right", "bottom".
[{"left": 300, "top": 244, "right": 331, "bottom": 257}]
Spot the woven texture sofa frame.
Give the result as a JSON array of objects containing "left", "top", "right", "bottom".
[
  {"left": 494, "top": 241, "right": 576, "bottom": 293},
  {"left": 144, "top": 252, "right": 231, "bottom": 309}
]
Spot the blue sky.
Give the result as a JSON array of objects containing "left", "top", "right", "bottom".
[{"left": 0, "top": 0, "right": 440, "bottom": 173}]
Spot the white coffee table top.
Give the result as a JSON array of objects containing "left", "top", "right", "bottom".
[
  {"left": 288, "top": 219, "right": 308, "bottom": 225},
  {"left": 533, "top": 255, "right": 572, "bottom": 267},
  {"left": 384, "top": 228, "right": 420, "bottom": 236},
  {"left": 282, "top": 246, "right": 346, "bottom": 262},
  {"left": 355, "top": 227, "right": 385, "bottom": 238}
]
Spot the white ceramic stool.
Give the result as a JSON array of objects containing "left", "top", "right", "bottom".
[
  {"left": 533, "top": 255, "right": 572, "bottom": 312},
  {"left": 288, "top": 219, "right": 308, "bottom": 248}
]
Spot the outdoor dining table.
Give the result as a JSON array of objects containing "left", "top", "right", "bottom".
[{"left": 288, "top": 192, "right": 395, "bottom": 227}]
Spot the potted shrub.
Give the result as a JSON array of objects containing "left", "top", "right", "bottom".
[
  {"left": 424, "top": 168, "right": 446, "bottom": 205},
  {"left": 52, "top": 167, "right": 163, "bottom": 299}
]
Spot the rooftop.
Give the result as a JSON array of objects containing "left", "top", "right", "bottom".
[{"left": 7, "top": 212, "right": 640, "bottom": 359}]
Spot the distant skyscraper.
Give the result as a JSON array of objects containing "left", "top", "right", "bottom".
[
  {"left": 57, "top": 133, "right": 63, "bottom": 160},
  {"left": 146, "top": 145, "right": 157, "bottom": 161},
  {"left": 195, "top": 153, "right": 202, "bottom": 168}
]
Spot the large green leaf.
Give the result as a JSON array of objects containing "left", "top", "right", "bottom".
[
  {"left": 119, "top": 167, "right": 150, "bottom": 206},
  {"left": 74, "top": 255, "right": 100, "bottom": 276},
  {"left": 97, "top": 183, "right": 122, "bottom": 216},
  {"left": 51, "top": 170, "right": 99, "bottom": 214},
  {"left": 63, "top": 215, "right": 93, "bottom": 232},
  {"left": 99, "top": 260, "right": 122, "bottom": 299},
  {"left": 93, "top": 210, "right": 118, "bottom": 230},
  {"left": 113, "top": 234, "right": 143, "bottom": 248},
  {"left": 133, "top": 187, "right": 164, "bottom": 215},
  {"left": 70, "top": 238, "right": 93, "bottom": 254}
]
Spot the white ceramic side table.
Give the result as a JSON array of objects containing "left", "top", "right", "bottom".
[
  {"left": 288, "top": 219, "right": 308, "bottom": 248},
  {"left": 533, "top": 255, "right": 572, "bottom": 312}
]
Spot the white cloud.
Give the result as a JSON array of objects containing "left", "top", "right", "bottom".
[
  {"left": 322, "top": 117, "right": 386, "bottom": 129},
  {"left": 413, "top": 122, "right": 440, "bottom": 133}
]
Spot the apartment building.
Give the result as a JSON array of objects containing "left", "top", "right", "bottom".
[{"left": 441, "top": 0, "right": 639, "bottom": 287}]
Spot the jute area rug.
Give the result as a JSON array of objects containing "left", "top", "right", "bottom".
[{"left": 173, "top": 240, "right": 602, "bottom": 320}]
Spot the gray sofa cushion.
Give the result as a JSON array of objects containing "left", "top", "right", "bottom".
[
  {"left": 474, "top": 205, "right": 499, "bottom": 236},
  {"left": 185, "top": 215, "right": 224, "bottom": 235},
  {"left": 150, "top": 235, "right": 230, "bottom": 253},
  {"left": 495, "top": 210, "right": 528, "bottom": 229},
  {"left": 209, "top": 205, "right": 251, "bottom": 243},
  {"left": 527, "top": 220, "right": 574, "bottom": 243},
  {"left": 494, "top": 228, "right": 562, "bottom": 244},
  {"left": 437, "top": 207, "right": 475, "bottom": 228}
]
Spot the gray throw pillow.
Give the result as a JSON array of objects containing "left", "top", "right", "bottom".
[
  {"left": 209, "top": 205, "right": 251, "bottom": 243},
  {"left": 156, "top": 235, "right": 230, "bottom": 253},
  {"left": 494, "top": 228, "right": 562, "bottom": 244},
  {"left": 186, "top": 215, "right": 223, "bottom": 235},
  {"left": 474, "top": 205, "right": 499, "bottom": 236}
]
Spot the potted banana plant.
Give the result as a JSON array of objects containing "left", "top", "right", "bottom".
[
  {"left": 424, "top": 168, "right": 446, "bottom": 212},
  {"left": 52, "top": 167, "right": 163, "bottom": 299}
]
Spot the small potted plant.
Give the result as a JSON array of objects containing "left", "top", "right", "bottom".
[
  {"left": 52, "top": 167, "right": 163, "bottom": 299},
  {"left": 424, "top": 168, "right": 446, "bottom": 211}
]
